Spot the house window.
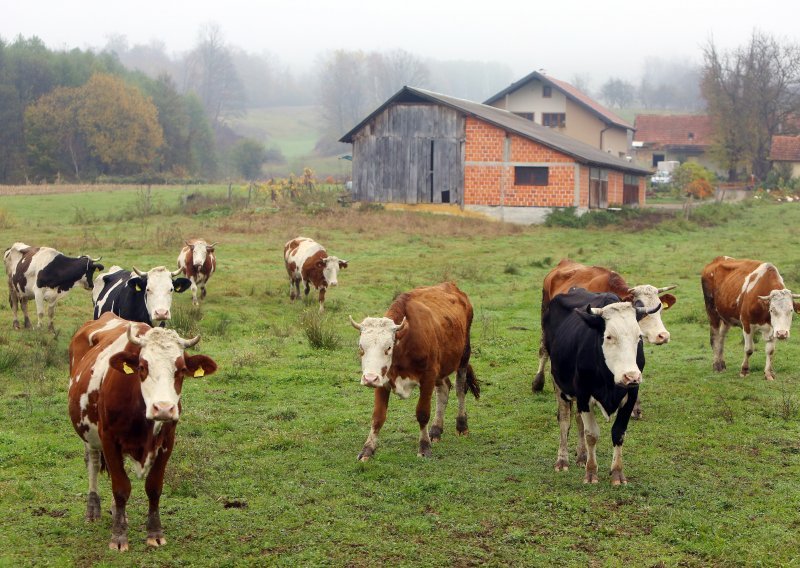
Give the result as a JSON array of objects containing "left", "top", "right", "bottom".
[
  {"left": 589, "top": 167, "right": 608, "bottom": 208},
  {"left": 543, "top": 85, "right": 552, "bottom": 98},
  {"left": 514, "top": 112, "right": 534, "bottom": 121},
  {"left": 542, "top": 113, "right": 566, "bottom": 128},
  {"left": 515, "top": 166, "right": 549, "bottom": 186},
  {"left": 652, "top": 153, "right": 665, "bottom": 167}
]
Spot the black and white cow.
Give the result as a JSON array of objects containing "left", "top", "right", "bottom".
[
  {"left": 543, "top": 288, "right": 658, "bottom": 485},
  {"left": 93, "top": 266, "right": 191, "bottom": 326},
  {"left": 4, "top": 242, "right": 103, "bottom": 331}
]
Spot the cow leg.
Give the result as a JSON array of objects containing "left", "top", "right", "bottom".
[
  {"left": 144, "top": 450, "right": 171, "bottom": 547},
  {"left": 740, "top": 327, "right": 754, "bottom": 377},
  {"left": 575, "top": 411, "right": 587, "bottom": 466},
  {"left": 609, "top": 393, "right": 636, "bottom": 485},
  {"left": 430, "top": 378, "right": 450, "bottom": 442},
  {"left": 532, "top": 339, "right": 548, "bottom": 392},
  {"left": 455, "top": 367, "right": 469, "bottom": 435},
  {"left": 200, "top": 282, "right": 207, "bottom": 299},
  {"left": 359, "top": 387, "right": 390, "bottom": 461},
  {"left": 46, "top": 300, "right": 56, "bottom": 332},
  {"left": 580, "top": 409, "right": 600, "bottom": 484},
  {"left": 33, "top": 288, "right": 45, "bottom": 329},
  {"left": 102, "top": 442, "right": 131, "bottom": 551},
  {"left": 711, "top": 321, "right": 729, "bottom": 372},
  {"left": 554, "top": 383, "right": 572, "bottom": 472},
  {"left": 9, "top": 289, "right": 19, "bottom": 329},
  {"left": 763, "top": 331, "right": 777, "bottom": 381},
  {"left": 416, "top": 381, "right": 435, "bottom": 458},
  {"left": 85, "top": 445, "right": 102, "bottom": 522},
  {"left": 304, "top": 280, "right": 311, "bottom": 298},
  {"left": 20, "top": 298, "right": 32, "bottom": 329},
  {"left": 318, "top": 287, "right": 326, "bottom": 313},
  {"left": 190, "top": 277, "right": 199, "bottom": 306}
]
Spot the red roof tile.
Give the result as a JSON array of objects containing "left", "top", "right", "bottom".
[
  {"left": 633, "top": 114, "right": 712, "bottom": 147},
  {"left": 770, "top": 135, "right": 800, "bottom": 161},
  {"left": 544, "top": 75, "right": 632, "bottom": 130}
]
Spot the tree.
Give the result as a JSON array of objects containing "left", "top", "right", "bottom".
[
  {"left": 702, "top": 31, "right": 800, "bottom": 180},
  {"left": 231, "top": 138, "right": 266, "bottom": 180},
  {"left": 599, "top": 78, "right": 636, "bottom": 108},
  {"left": 639, "top": 57, "right": 703, "bottom": 111}
]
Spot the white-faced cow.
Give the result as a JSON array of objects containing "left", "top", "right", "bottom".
[
  {"left": 93, "top": 266, "right": 192, "bottom": 326},
  {"left": 284, "top": 237, "right": 347, "bottom": 313},
  {"left": 348, "top": 282, "right": 479, "bottom": 460},
  {"left": 4, "top": 242, "right": 103, "bottom": 331},
  {"left": 533, "top": 259, "right": 676, "bottom": 419},
  {"left": 543, "top": 288, "right": 658, "bottom": 485},
  {"left": 68, "top": 313, "right": 217, "bottom": 551},
  {"left": 177, "top": 239, "right": 216, "bottom": 306},
  {"left": 701, "top": 256, "right": 800, "bottom": 380}
]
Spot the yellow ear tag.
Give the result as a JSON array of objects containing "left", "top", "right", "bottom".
[
  {"left": 662, "top": 301, "right": 669, "bottom": 309},
  {"left": 135, "top": 284, "right": 142, "bottom": 292},
  {"left": 194, "top": 367, "right": 205, "bottom": 378},
  {"left": 122, "top": 362, "right": 135, "bottom": 375}
]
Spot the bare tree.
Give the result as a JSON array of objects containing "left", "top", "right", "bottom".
[
  {"left": 639, "top": 57, "right": 703, "bottom": 111},
  {"left": 600, "top": 77, "right": 636, "bottom": 108},
  {"left": 368, "top": 49, "right": 429, "bottom": 103}
]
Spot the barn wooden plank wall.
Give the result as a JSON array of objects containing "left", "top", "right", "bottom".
[{"left": 352, "top": 104, "right": 465, "bottom": 205}]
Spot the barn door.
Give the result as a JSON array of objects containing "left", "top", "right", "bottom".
[
  {"left": 589, "top": 168, "right": 608, "bottom": 209},
  {"left": 421, "top": 138, "right": 459, "bottom": 204}
]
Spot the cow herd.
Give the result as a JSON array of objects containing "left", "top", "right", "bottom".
[{"left": 4, "top": 235, "right": 800, "bottom": 552}]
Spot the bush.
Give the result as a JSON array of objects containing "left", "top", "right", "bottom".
[{"left": 301, "top": 311, "right": 341, "bottom": 350}]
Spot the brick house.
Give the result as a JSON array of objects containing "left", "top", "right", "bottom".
[
  {"left": 484, "top": 70, "right": 633, "bottom": 159},
  {"left": 340, "top": 87, "right": 650, "bottom": 222},
  {"left": 769, "top": 135, "right": 800, "bottom": 178},
  {"left": 633, "top": 114, "right": 720, "bottom": 174}
]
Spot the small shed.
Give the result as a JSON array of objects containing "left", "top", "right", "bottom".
[
  {"left": 769, "top": 136, "right": 800, "bottom": 178},
  {"left": 340, "top": 87, "right": 651, "bottom": 221}
]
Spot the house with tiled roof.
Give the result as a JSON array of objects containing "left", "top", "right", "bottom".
[
  {"left": 632, "top": 114, "right": 720, "bottom": 174},
  {"left": 769, "top": 135, "right": 800, "bottom": 177},
  {"left": 340, "top": 86, "right": 651, "bottom": 223},
  {"left": 484, "top": 71, "right": 633, "bottom": 160}
]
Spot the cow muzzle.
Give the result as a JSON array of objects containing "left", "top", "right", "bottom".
[
  {"left": 620, "top": 371, "right": 642, "bottom": 386},
  {"left": 153, "top": 309, "right": 170, "bottom": 321},
  {"left": 776, "top": 330, "right": 790, "bottom": 340},
  {"left": 361, "top": 373, "right": 382, "bottom": 388},
  {"left": 329, "top": 281, "right": 338, "bottom": 287},
  {"left": 653, "top": 331, "right": 670, "bottom": 345},
  {"left": 151, "top": 402, "right": 179, "bottom": 422},
  {"left": 193, "top": 264, "right": 203, "bottom": 271}
]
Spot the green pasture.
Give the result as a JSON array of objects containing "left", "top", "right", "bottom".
[{"left": 1, "top": 188, "right": 800, "bottom": 566}]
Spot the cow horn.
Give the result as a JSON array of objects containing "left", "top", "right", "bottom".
[
  {"left": 132, "top": 266, "right": 146, "bottom": 277},
  {"left": 171, "top": 268, "right": 183, "bottom": 277},
  {"left": 180, "top": 335, "right": 201, "bottom": 349},
  {"left": 348, "top": 315, "right": 362, "bottom": 331},
  {"left": 758, "top": 295, "right": 771, "bottom": 301},
  {"left": 91, "top": 256, "right": 102, "bottom": 262},
  {"left": 209, "top": 242, "right": 218, "bottom": 248},
  {"left": 185, "top": 240, "right": 193, "bottom": 248},
  {"left": 636, "top": 303, "right": 662, "bottom": 317},
  {"left": 657, "top": 285, "right": 677, "bottom": 293},
  {"left": 127, "top": 324, "right": 144, "bottom": 346},
  {"left": 589, "top": 307, "right": 604, "bottom": 316},
  {"left": 393, "top": 317, "right": 408, "bottom": 333},
  {"left": 792, "top": 294, "right": 800, "bottom": 299}
]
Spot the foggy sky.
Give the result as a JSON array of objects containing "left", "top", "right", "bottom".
[{"left": 3, "top": 0, "right": 798, "bottom": 85}]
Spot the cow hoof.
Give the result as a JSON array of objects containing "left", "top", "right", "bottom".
[
  {"left": 109, "top": 537, "right": 129, "bottom": 552},
  {"left": 610, "top": 470, "right": 628, "bottom": 486},
  {"left": 12, "top": 322, "right": 20, "bottom": 330},
  {"left": 532, "top": 372, "right": 545, "bottom": 392},
  {"left": 583, "top": 471, "right": 599, "bottom": 484},
  {"left": 429, "top": 426, "right": 443, "bottom": 442},
  {"left": 417, "top": 446, "right": 432, "bottom": 458},
  {"left": 86, "top": 492, "right": 101, "bottom": 522},
  {"left": 575, "top": 453, "right": 587, "bottom": 467},
  {"left": 456, "top": 416, "right": 469, "bottom": 435},
  {"left": 631, "top": 406, "right": 643, "bottom": 420},
  {"left": 146, "top": 536, "right": 167, "bottom": 547},
  {"left": 740, "top": 368, "right": 749, "bottom": 377},
  {"left": 554, "top": 458, "right": 569, "bottom": 472},
  {"left": 765, "top": 374, "right": 775, "bottom": 381},
  {"left": 357, "top": 447, "right": 374, "bottom": 461},
  {"left": 713, "top": 361, "right": 726, "bottom": 372}
]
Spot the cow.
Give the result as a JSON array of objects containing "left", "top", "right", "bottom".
[
  {"left": 532, "top": 259, "right": 676, "bottom": 418},
  {"left": 93, "top": 266, "right": 192, "bottom": 326},
  {"left": 348, "top": 282, "right": 479, "bottom": 461},
  {"left": 68, "top": 312, "right": 217, "bottom": 551},
  {"left": 284, "top": 237, "right": 347, "bottom": 313},
  {"left": 177, "top": 239, "right": 217, "bottom": 306},
  {"left": 543, "top": 288, "right": 658, "bottom": 485},
  {"left": 701, "top": 256, "right": 800, "bottom": 380},
  {"left": 4, "top": 242, "right": 103, "bottom": 331}
]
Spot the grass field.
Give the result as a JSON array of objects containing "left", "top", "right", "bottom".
[{"left": 2, "top": 187, "right": 800, "bottom": 566}]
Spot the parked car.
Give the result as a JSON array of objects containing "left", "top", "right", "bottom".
[{"left": 650, "top": 171, "right": 672, "bottom": 185}]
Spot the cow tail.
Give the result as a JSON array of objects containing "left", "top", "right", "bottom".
[{"left": 465, "top": 364, "right": 480, "bottom": 400}]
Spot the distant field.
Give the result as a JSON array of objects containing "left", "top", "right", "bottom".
[{"left": 2, "top": 189, "right": 800, "bottom": 566}]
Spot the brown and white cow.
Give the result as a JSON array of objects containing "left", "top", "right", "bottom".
[
  {"left": 533, "top": 259, "right": 677, "bottom": 397},
  {"left": 177, "top": 239, "right": 216, "bottom": 305},
  {"left": 284, "top": 236, "right": 347, "bottom": 313},
  {"left": 348, "top": 282, "right": 480, "bottom": 460},
  {"left": 68, "top": 313, "right": 217, "bottom": 551},
  {"left": 701, "top": 256, "right": 800, "bottom": 380}
]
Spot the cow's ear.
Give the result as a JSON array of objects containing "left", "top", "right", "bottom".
[
  {"left": 316, "top": 259, "right": 325, "bottom": 268},
  {"left": 93, "top": 263, "right": 105, "bottom": 272},
  {"left": 339, "top": 260, "right": 348, "bottom": 269},
  {"left": 127, "top": 276, "right": 145, "bottom": 293},
  {"left": 172, "top": 278, "right": 192, "bottom": 293},
  {"left": 659, "top": 294, "right": 677, "bottom": 310},
  {"left": 184, "top": 355, "right": 217, "bottom": 378},
  {"left": 575, "top": 306, "right": 604, "bottom": 329},
  {"left": 794, "top": 302, "right": 800, "bottom": 314},
  {"left": 109, "top": 351, "right": 140, "bottom": 377}
]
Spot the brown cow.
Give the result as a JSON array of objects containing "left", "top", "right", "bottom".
[
  {"left": 533, "top": 259, "right": 677, "bottom": 416},
  {"left": 701, "top": 256, "right": 800, "bottom": 380},
  {"left": 284, "top": 236, "right": 347, "bottom": 313},
  {"left": 348, "top": 282, "right": 480, "bottom": 460},
  {"left": 177, "top": 239, "right": 217, "bottom": 305},
  {"left": 68, "top": 313, "right": 217, "bottom": 551}
]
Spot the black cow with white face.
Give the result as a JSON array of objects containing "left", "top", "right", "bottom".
[
  {"left": 4, "top": 242, "right": 103, "bottom": 331},
  {"left": 543, "top": 288, "right": 659, "bottom": 485},
  {"left": 92, "top": 266, "right": 191, "bottom": 326}
]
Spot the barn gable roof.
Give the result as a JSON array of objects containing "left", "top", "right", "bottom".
[
  {"left": 633, "top": 114, "right": 713, "bottom": 148},
  {"left": 769, "top": 135, "right": 800, "bottom": 162},
  {"left": 340, "top": 86, "right": 651, "bottom": 175},
  {"left": 484, "top": 71, "right": 633, "bottom": 131}
]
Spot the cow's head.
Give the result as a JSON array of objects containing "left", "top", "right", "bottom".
[
  {"left": 187, "top": 240, "right": 217, "bottom": 271},
  {"left": 627, "top": 284, "right": 677, "bottom": 345},
  {"left": 348, "top": 315, "right": 407, "bottom": 388},
  {"left": 576, "top": 302, "right": 658, "bottom": 386},
  {"left": 80, "top": 256, "right": 104, "bottom": 290},
  {"left": 758, "top": 289, "right": 800, "bottom": 340},
  {"left": 130, "top": 266, "right": 192, "bottom": 322},
  {"left": 108, "top": 325, "right": 217, "bottom": 422},
  {"left": 318, "top": 255, "right": 347, "bottom": 287}
]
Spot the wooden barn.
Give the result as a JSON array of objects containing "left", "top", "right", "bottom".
[{"left": 340, "top": 87, "right": 651, "bottom": 221}]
